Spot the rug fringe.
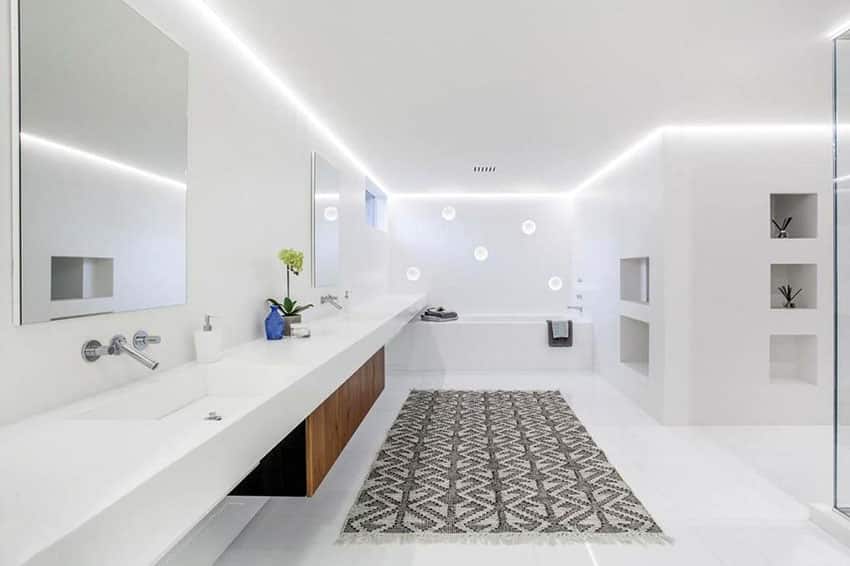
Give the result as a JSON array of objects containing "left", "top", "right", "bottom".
[{"left": 336, "top": 531, "right": 673, "bottom": 546}]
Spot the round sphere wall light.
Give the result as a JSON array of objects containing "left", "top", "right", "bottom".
[
  {"left": 548, "top": 276, "right": 564, "bottom": 291},
  {"left": 441, "top": 206, "right": 457, "bottom": 221},
  {"left": 406, "top": 266, "right": 422, "bottom": 281},
  {"left": 473, "top": 246, "right": 489, "bottom": 262},
  {"left": 323, "top": 206, "right": 339, "bottom": 222},
  {"left": 521, "top": 219, "right": 537, "bottom": 235}
]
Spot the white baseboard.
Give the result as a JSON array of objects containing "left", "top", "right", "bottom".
[{"left": 811, "top": 504, "right": 850, "bottom": 548}]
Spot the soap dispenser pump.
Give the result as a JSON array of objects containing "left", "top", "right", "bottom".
[{"left": 194, "top": 314, "right": 222, "bottom": 363}]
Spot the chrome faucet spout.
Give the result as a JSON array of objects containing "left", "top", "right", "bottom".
[
  {"left": 321, "top": 294, "right": 344, "bottom": 310},
  {"left": 111, "top": 335, "right": 160, "bottom": 370}
]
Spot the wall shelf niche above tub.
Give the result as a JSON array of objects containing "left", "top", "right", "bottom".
[
  {"left": 769, "top": 334, "right": 817, "bottom": 385},
  {"left": 770, "top": 193, "right": 817, "bottom": 239},
  {"left": 619, "top": 315, "right": 649, "bottom": 377},
  {"left": 770, "top": 263, "right": 816, "bottom": 309},
  {"left": 620, "top": 257, "right": 649, "bottom": 304}
]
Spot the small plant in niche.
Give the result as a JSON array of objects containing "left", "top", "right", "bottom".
[
  {"left": 777, "top": 284, "right": 802, "bottom": 308},
  {"left": 771, "top": 216, "right": 792, "bottom": 239}
]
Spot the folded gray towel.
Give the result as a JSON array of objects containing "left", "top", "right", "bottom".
[
  {"left": 551, "top": 320, "right": 570, "bottom": 339},
  {"left": 424, "top": 307, "right": 458, "bottom": 319},
  {"left": 421, "top": 313, "right": 458, "bottom": 322}
]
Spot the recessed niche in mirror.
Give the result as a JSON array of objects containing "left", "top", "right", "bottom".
[
  {"left": 16, "top": 0, "right": 188, "bottom": 323},
  {"left": 311, "top": 152, "right": 340, "bottom": 288}
]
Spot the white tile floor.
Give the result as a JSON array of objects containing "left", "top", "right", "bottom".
[{"left": 214, "top": 371, "right": 850, "bottom": 566}]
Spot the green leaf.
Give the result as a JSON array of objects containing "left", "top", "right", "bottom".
[
  {"left": 291, "top": 303, "right": 314, "bottom": 315},
  {"left": 283, "top": 297, "right": 295, "bottom": 312}
]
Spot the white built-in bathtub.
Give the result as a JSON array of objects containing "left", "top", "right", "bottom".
[{"left": 388, "top": 314, "right": 593, "bottom": 371}]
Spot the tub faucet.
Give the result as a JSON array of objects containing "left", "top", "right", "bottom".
[
  {"left": 567, "top": 305, "right": 584, "bottom": 315},
  {"left": 321, "top": 294, "right": 344, "bottom": 310}
]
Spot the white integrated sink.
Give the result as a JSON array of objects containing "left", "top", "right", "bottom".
[{"left": 71, "top": 361, "right": 290, "bottom": 421}]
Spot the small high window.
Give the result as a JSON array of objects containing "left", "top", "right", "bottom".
[{"left": 365, "top": 178, "right": 387, "bottom": 231}]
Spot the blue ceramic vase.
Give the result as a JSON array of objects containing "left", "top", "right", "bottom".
[{"left": 264, "top": 305, "right": 284, "bottom": 340}]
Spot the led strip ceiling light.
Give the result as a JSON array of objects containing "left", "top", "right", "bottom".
[
  {"left": 395, "top": 124, "right": 833, "bottom": 200},
  {"left": 828, "top": 19, "right": 850, "bottom": 39},
  {"left": 395, "top": 192, "right": 570, "bottom": 200},
  {"left": 20, "top": 132, "right": 187, "bottom": 191},
  {"left": 189, "top": 0, "right": 390, "bottom": 195},
  {"left": 570, "top": 123, "right": 833, "bottom": 197}
]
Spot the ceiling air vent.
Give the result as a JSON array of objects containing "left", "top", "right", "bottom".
[{"left": 473, "top": 165, "right": 496, "bottom": 173}]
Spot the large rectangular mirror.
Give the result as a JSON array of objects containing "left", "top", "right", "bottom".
[
  {"left": 15, "top": 0, "right": 188, "bottom": 324},
  {"left": 311, "top": 152, "right": 340, "bottom": 288}
]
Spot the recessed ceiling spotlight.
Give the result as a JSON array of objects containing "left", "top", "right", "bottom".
[
  {"left": 473, "top": 165, "right": 496, "bottom": 173},
  {"left": 474, "top": 246, "right": 489, "bottom": 262},
  {"left": 323, "top": 206, "right": 339, "bottom": 222},
  {"left": 521, "top": 220, "right": 537, "bottom": 235},
  {"left": 441, "top": 206, "right": 457, "bottom": 221},
  {"left": 548, "top": 276, "right": 563, "bottom": 291},
  {"left": 406, "top": 266, "right": 421, "bottom": 281}
]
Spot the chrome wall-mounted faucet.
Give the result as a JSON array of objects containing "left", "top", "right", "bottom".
[
  {"left": 567, "top": 294, "right": 584, "bottom": 315},
  {"left": 321, "top": 294, "right": 344, "bottom": 310},
  {"left": 82, "top": 330, "right": 161, "bottom": 370}
]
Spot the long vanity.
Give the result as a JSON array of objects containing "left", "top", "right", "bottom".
[
  {"left": 1, "top": 1, "right": 424, "bottom": 564},
  {"left": 0, "top": 293, "right": 425, "bottom": 566}
]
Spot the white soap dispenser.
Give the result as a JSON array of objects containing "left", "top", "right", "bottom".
[{"left": 194, "top": 314, "right": 222, "bottom": 363}]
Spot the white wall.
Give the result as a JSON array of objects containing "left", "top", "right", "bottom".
[
  {"left": 388, "top": 198, "right": 574, "bottom": 314},
  {"left": 0, "top": 0, "right": 389, "bottom": 425},
  {"left": 570, "top": 134, "right": 690, "bottom": 423},
  {"left": 571, "top": 128, "right": 833, "bottom": 425},
  {"left": 670, "top": 128, "right": 833, "bottom": 425}
]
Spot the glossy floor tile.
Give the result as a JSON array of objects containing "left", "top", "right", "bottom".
[{"left": 214, "top": 371, "right": 850, "bottom": 566}]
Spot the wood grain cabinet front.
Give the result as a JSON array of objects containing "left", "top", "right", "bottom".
[
  {"left": 306, "top": 347, "right": 385, "bottom": 495},
  {"left": 231, "top": 347, "right": 386, "bottom": 498}
]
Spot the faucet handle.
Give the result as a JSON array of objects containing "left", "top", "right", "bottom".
[{"left": 133, "top": 330, "right": 161, "bottom": 350}]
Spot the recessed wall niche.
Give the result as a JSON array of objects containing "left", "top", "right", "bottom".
[
  {"left": 50, "top": 256, "right": 114, "bottom": 301},
  {"left": 770, "top": 193, "right": 817, "bottom": 239},
  {"left": 620, "top": 257, "right": 649, "bottom": 303},
  {"left": 770, "top": 263, "right": 816, "bottom": 309},
  {"left": 769, "top": 334, "right": 817, "bottom": 385},
  {"left": 619, "top": 315, "right": 649, "bottom": 376}
]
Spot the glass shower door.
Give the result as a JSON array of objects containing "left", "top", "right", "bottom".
[{"left": 835, "top": 33, "right": 850, "bottom": 517}]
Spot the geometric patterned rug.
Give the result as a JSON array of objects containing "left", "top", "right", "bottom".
[{"left": 340, "top": 390, "right": 667, "bottom": 544}]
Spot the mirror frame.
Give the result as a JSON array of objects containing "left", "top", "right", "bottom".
[
  {"left": 310, "top": 151, "right": 343, "bottom": 288},
  {"left": 8, "top": 0, "right": 189, "bottom": 325},
  {"left": 10, "top": 0, "right": 22, "bottom": 325}
]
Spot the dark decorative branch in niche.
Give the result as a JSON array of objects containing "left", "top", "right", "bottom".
[
  {"left": 777, "top": 284, "right": 802, "bottom": 308},
  {"left": 771, "top": 217, "right": 792, "bottom": 239}
]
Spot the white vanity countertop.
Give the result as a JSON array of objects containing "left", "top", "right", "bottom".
[{"left": 0, "top": 293, "right": 426, "bottom": 566}]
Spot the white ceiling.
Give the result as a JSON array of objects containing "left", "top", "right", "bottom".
[{"left": 211, "top": 0, "right": 850, "bottom": 194}]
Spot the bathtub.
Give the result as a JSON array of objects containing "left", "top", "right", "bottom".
[{"left": 388, "top": 314, "right": 593, "bottom": 371}]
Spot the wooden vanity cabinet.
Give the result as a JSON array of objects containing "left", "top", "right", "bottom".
[{"left": 231, "top": 348, "right": 385, "bottom": 497}]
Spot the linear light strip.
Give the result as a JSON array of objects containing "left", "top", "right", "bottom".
[
  {"left": 571, "top": 123, "right": 832, "bottom": 197},
  {"left": 571, "top": 128, "right": 664, "bottom": 195},
  {"left": 188, "top": 0, "right": 390, "bottom": 195},
  {"left": 391, "top": 192, "right": 570, "bottom": 200},
  {"left": 20, "top": 132, "right": 187, "bottom": 190},
  {"left": 396, "top": 124, "right": 833, "bottom": 200},
  {"left": 828, "top": 20, "right": 850, "bottom": 39}
]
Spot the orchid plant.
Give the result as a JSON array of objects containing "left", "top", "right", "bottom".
[{"left": 268, "top": 248, "right": 313, "bottom": 317}]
